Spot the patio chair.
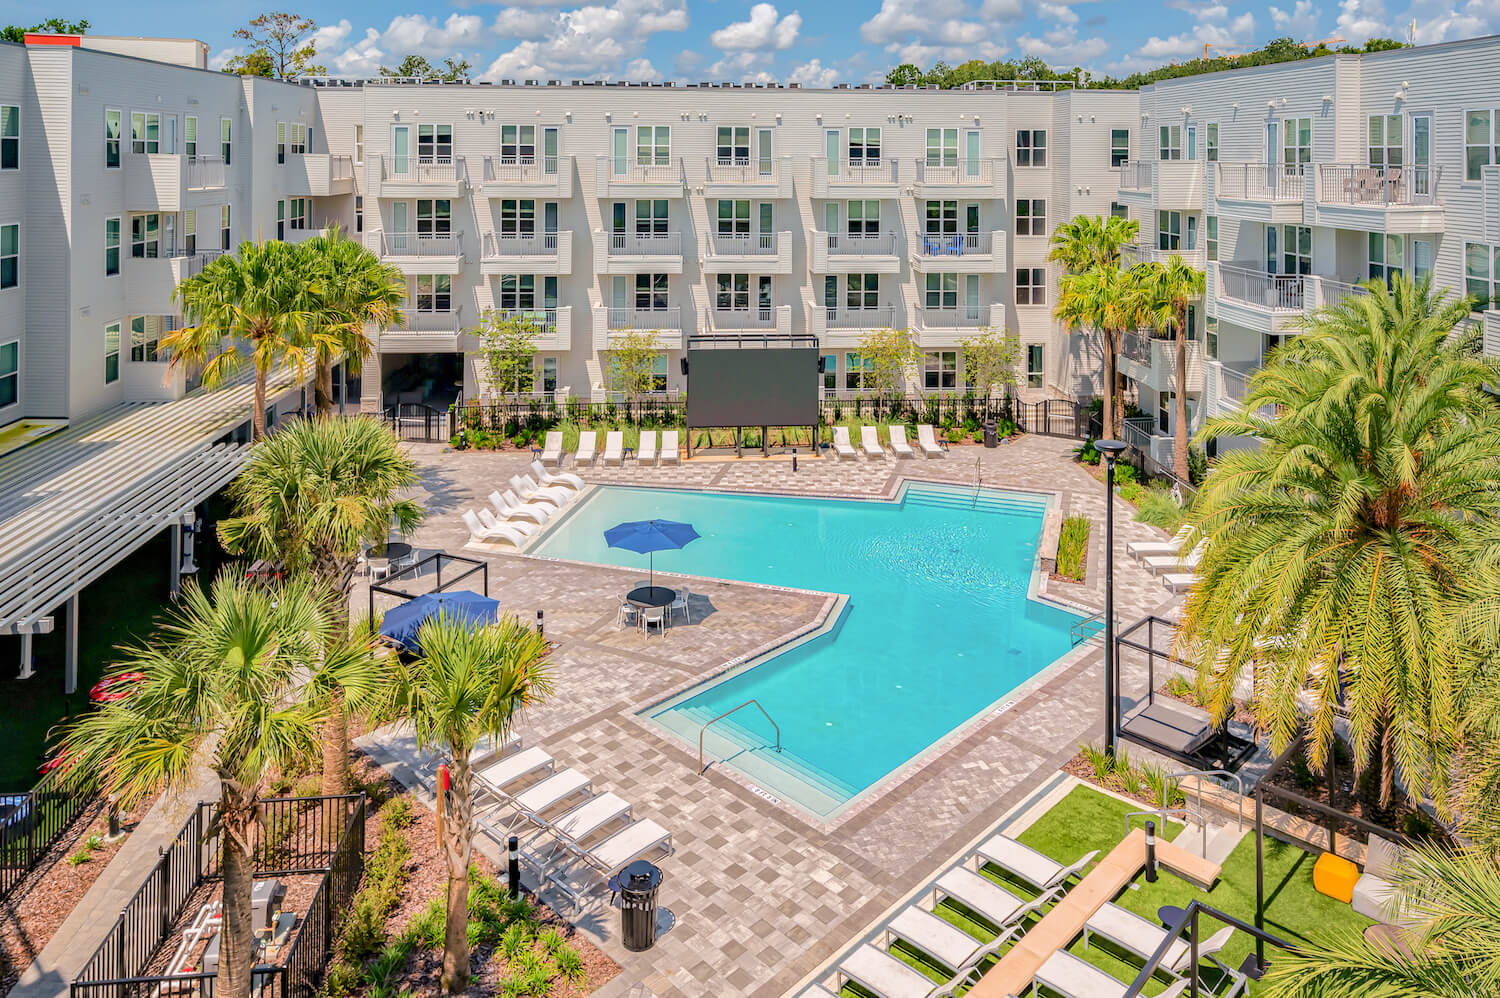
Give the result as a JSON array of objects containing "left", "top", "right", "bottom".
[
  {"left": 832, "top": 425, "right": 858, "bottom": 460},
  {"left": 923, "top": 235, "right": 942, "bottom": 256},
  {"left": 530, "top": 459, "right": 584, "bottom": 491},
  {"left": 489, "top": 490, "right": 550, "bottom": 525},
  {"left": 639, "top": 606, "right": 667, "bottom": 637},
  {"left": 575, "top": 431, "right": 598, "bottom": 466},
  {"left": 1128, "top": 523, "right": 1194, "bottom": 562},
  {"left": 889, "top": 425, "right": 916, "bottom": 459},
  {"left": 637, "top": 430, "right": 658, "bottom": 465},
  {"left": 1033, "top": 949, "right": 1193, "bottom": 998},
  {"left": 1142, "top": 539, "right": 1206, "bottom": 577},
  {"left": 947, "top": 234, "right": 964, "bottom": 255},
  {"left": 1161, "top": 571, "right": 1200, "bottom": 595},
  {"left": 660, "top": 430, "right": 681, "bottom": 465},
  {"left": 839, "top": 944, "right": 946, "bottom": 998},
  {"left": 885, "top": 906, "right": 988, "bottom": 972},
  {"left": 602, "top": 431, "right": 625, "bottom": 466},
  {"left": 860, "top": 425, "right": 886, "bottom": 459},
  {"left": 478, "top": 507, "right": 538, "bottom": 537},
  {"left": 931, "top": 867, "right": 1041, "bottom": 928},
  {"left": 540, "top": 431, "right": 565, "bottom": 466},
  {"left": 973, "top": 834, "right": 1098, "bottom": 893},
  {"left": 547, "top": 818, "right": 673, "bottom": 902},
  {"left": 916, "top": 424, "right": 947, "bottom": 458},
  {"left": 472, "top": 746, "right": 556, "bottom": 812},
  {"left": 462, "top": 509, "right": 528, "bottom": 547},
  {"left": 490, "top": 768, "right": 594, "bottom": 833},
  {"left": 669, "top": 588, "right": 690, "bottom": 624},
  {"left": 1083, "top": 902, "right": 1190, "bottom": 973},
  {"left": 510, "top": 473, "right": 572, "bottom": 509},
  {"left": 617, "top": 601, "right": 638, "bottom": 629}
]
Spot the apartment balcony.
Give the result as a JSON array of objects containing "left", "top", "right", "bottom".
[
  {"left": 1213, "top": 162, "right": 1307, "bottom": 223},
  {"left": 1156, "top": 159, "right": 1205, "bottom": 211},
  {"left": 810, "top": 231, "right": 900, "bottom": 274},
  {"left": 280, "top": 154, "right": 356, "bottom": 198},
  {"left": 909, "top": 231, "right": 1007, "bottom": 273},
  {"left": 701, "top": 231, "right": 792, "bottom": 274},
  {"left": 1314, "top": 163, "right": 1444, "bottom": 234},
  {"left": 592, "top": 306, "right": 684, "bottom": 351},
  {"left": 1215, "top": 264, "right": 1305, "bottom": 335},
  {"left": 1121, "top": 243, "right": 1207, "bottom": 273},
  {"left": 380, "top": 306, "right": 466, "bottom": 353},
  {"left": 804, "top": 303, "right": 897, "bottom": 348},
  {"left": 1304, "top": 275, "right": 1369, "bottom": 312},
  {"left": 1116, "top": 160, "right": 1153, "bottom": 202},
  {"left": 1118, "top": 331, "right": 1203, "bottom": 394},
  {"left": 370, "top": 155, "right": 469, "bottom": 199},
  {"left": 912, "top": 158, "right": 1005, "bottom": 198},
  {"left": 480, "top": 231, "right": 572, "bottom": 276},
  {"left": 123, "top": 249, "right": 223, "bottom": 315},
  {"left": 126, "top": 154, "right": 226, "bottom": 212},
  {"left": 1207, "top": 359, "right": 1256, "bottom": 417},
  {"left": 478, "top": 155, "right": 574, "bottom": 198},
  {"left": 593, "top": 230, "right": 684, "bottom": 275},
  {"left": 703, "top": 157, "right": 793, "bottom": 199},
  {"left": 1121, "top": 415, "right": 1178, "bottom": 473},
  {"left": 373, "top": 230, "right": 465, "bottom": 275},
  {"left": 594, "top": 157, "right": 687, "bottom": 198},
  {"left": 810, "top": 158, "right": 901, "bottom": 198},
  {"left": 699, "top": 304, "right": 793, "bottom": 337},
  {"left": 1485, "top": 165, "right": 1500, "bottom": 245},
  {"left": 485, "top": 307, "right": 574, "bottom": 351},
  {"left": 913, "top": 303, "right": 1004, "bottom": 347}
]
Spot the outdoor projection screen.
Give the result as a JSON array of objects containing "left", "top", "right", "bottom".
[{"left": 685, "top": 345, "right": 820, "bottom": 427}]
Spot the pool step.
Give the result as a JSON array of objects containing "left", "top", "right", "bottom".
[{"left": 902, "top": 488, "right": 1048, "bottom": 517}]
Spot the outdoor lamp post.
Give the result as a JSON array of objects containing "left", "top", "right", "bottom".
[{"left": 1096, "top": 439, "right": 1128, "bottom": 757}]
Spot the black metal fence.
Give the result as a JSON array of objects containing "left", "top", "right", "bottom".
[
  {"left": 1, "top": 762, "right": 99, "bottom": 901},
  {"left": 71, "top": 794, "right": 365, "bottom": 998},
  {"left": 384, "top": 402, "right": 447, "bottom": 442}
]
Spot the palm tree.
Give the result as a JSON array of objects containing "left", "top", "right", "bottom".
[
  {"left": 218, "top": 415, "right": 424, "bottom": 796},
  {"left": 1128, "top": 255, "right": 1205, "bottom": 476},
  {"left": 1055, "top": 264, "right": 1132, "bottom": 439},
  {"left": 303, "top": 227, "right": 406, "bottom": 417},
  {"left": 1047, "top": 214, "right": 1139, "bottom": 274},
  {"left": 1048, "top": 214, "right": 1139, "bottom": 434},
  {"left": 57, "top": 573, "right": 378, "bottom": 998},
  {"left": 1183, "top": 277, "right": 1500, "bottom": 807},
  {"left": 1259, "top": 844, "right": 1500, "bottom": 998},
  {"left": 166, "top": 239, "right": 315, "bottom": 441},
  {"left": 390, "top": 612, "right": 554, "bottom": 995}
]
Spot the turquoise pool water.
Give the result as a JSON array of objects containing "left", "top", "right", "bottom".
[{"left": 530, "top": 483, "right": 1083, "bottom": 817}]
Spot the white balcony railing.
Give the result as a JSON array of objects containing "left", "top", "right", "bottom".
[
  {"left": 490, "top": 307, "right": 561, "bottom": 332},
  {"left": 822, "top": 305, "right": 896, "bottom": 329},
  {"left": 483, "top": 155, "right": 563, "bottom": 183},
  {"left": 914, "top": 231, "right": 993, "bottom": 256},
  {"left": 1309, "top": 276, "right": 1369, "bottom": 311},
  {"left": 380, "top": 155, "right": 467, "bottom": 185},
  {"left": 1120, "top": 160, "right": 1153, "bottom": 191},
  {"left": 483, "top": 232, "right": 561, "bottom": 257},
  {"left": 704, "top": 157, "right": 780, "bottom": 183},
  {"left": 606, "top": 231, "right": 682, "bottom": 256},
  {"left": 186, "top": 156, "right": 226, "bottom": 190},
  {"left": 707, "top": 231, "right": 777, "bottom": 256},
  {"left": 1317, "top": 164, "right": 1441, "bottom": 206},
  {"left": 395, "top": 305, "right": 464, "bottom": 331},
  {"left": 914, "top": 158, "right": 998, "bottom": 185},
  {"left": 812, "top": 158, "right": 900, "bottom": 184},
  {"left": 605, "top": 306, "right": 681, "bottom": 330},
  {"left": 381, "top": 231, "right": 463, "bottom": 257},
  {"left": 917, "top": 304, "right": 986, "bottom": 327},
  {"left": 1216, "top": 162, "right": 1305, "bottom": 201},
  {"left": 1218, "top": 364, "right": 1252, "bottom": 404},
  {"left": 1122, "top": 244, "right": 1206, "bottom": 270},
  {"left": 705, "top": 306, "right": 778, "bottom": 329},
  {"left": 329, "top": 155, "right": 355, "bottom": 182},
  {"left": 1218, "top": 264, "right": 1305, "bottom": 311},
  {"left": 825, "top": 231, "right": 896, "bottom": 256},
  {"left": 597, "top": 158, "right": 686, "bottom": 185}
]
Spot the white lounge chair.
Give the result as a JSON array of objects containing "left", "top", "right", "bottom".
[
  {"left": 1161, "top": 572, "right": 1200, "bottom": 595},
  {"left": 917, "top": 424, "right": 947, "bottom": 458},
  {"left": 660, "top": 430, "right": 680, "bottom": 465},
  {"left": 885, "top": 907, "right": 985, "bottom": 971},
  {"left": 478, "top": 507, "right": 537, "bottom": 537},
  {"left": 974, "top": 834, "right": 1098, "bottom": 893},
  {"left": 549, "top": 792, "right": 632, "bottom": 846},
  {"left": 510, "top": 473, "right": 572, "bottom": 509},
  {"left": 1084, "top": 902, "right": 1190, "bottom": 973},
  {"left": 839, "top": 944, "right": 943, "bottom": 998},
  {"left": 832, "top": 426, "right": 858, "bottom": 460},
  {"left": 472, "top": 746, "right": 555, "bottom": 811},
  {"left": 637, "top": 430, "right": 658, "bottom": 465},
  {"left": 860, "top": 425, "right": 886, "bottom": 459},
  {"left": 575, "top": 431, "right": 598, "bottom": 466},
  {"left": 1128, "top": 523, "right": 1194, "bottom": 562},
  {"left": 890, "top": 425, "right": 916, "bottom": 458},
  {"left": 539, "top": 431, "right": 565, "bottom": 466},
  {"left": 530, "top": 459, "right": 584, "bottom": 491},
  {"left": 932, "top": 868, "right": 1036, "bottom": 928},
  {"left": 493, "top": 768, "right": 594, "bottom": 832},
  {"left": 602, "top": 431, "right": 625, "bottom": 466},
  {"left": 489, "top": 490, "right": 550, "bottom": 525},
  {"left": 1142, "top": 539, "right": 1206, "bottom": 576},
  {"left": 1352, "top": 834, "right": 1413, "bottom": 923},
  {"left": 549, "top": 818, "right": 672, "bottom": 900},
  {"left": 462, "top": 509, "right": 528, "bottom": 547},
  {"left": 1033, "top": 949, "right": 1192, "bottom": 998}
]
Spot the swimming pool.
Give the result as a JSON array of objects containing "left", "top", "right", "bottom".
[{"left": 530, "top": 482, "right": 1084, "bottom": 817}]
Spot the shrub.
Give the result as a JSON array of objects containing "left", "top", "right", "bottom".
[
  {"left": 1187, "top": 444, "right": 1209, "bottom": 486},
  {"left": 1055, "top": 514, "right": 1090, "bottom": 581},
  {"left": 946, "top": 428, "right": 965, "bottom": 444},
  {"left": 1075, "top": 438, "right": 1101, "bottom": 465},
  {"left": 1080, "top": 742, "right": 1113, "bottom": 782},
  {"left": 1111, "top": 462, "right": 1138, "bottom": 487},
  {"left": 1134, "top": 488, "right": 1186, "bottom": 531}
]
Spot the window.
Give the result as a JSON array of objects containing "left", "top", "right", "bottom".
[
  {"left": 1466, "top": 110, "right": 1500, "bottom": 181},
  {"left": 1157, "top": 210, "right": 1182, "bottom": 251},
  {"left": 925, "top": 272, "right": 958, "bottom": 309},
  {"left": 923, "top": 351, "right": 957, "bottom": 390},
  {"left": 1465, "top": 243, "right": 1500, "bottom": 310},
  {"left": 634, "top": 199, "right": 668, "bottom": 235},
  {"left": 289, "top": 123, "right": 306, "bottom": 155},
  {"left": 276, "top": 200, "right": 285, "bottom": 240},
  {"left": 104, "top": 322, "right": 120, "bottom": 384},
  {"left": 220, "top": 205, "right": 231, "bottom": 251},
  {"left": 635, "top": 125, "right": 670, "bottom": 166},
  {"left": 926, "top": 128, "right": 958, "bottom": 167},
  {"left": 846, "top": 273, "right": 878, "bottom": 310},
  {"left": 129, "top": 315, "right": 163, "bottom": 362},
  {"left": 1367, "top": 114, "right": 1402, "bottom": 168},
  {"left": 105, "top": 217, "right": 120, "bottom": 276},
  {"left": 1110, "top": 129, "right": 1129, "bottom": 167},
  {"left": 0, "top": 340, "right": 15, "bottom": 407},
  {"left": 651, "top": 354, "right": 668, "bottom": 392},
  {"left": 821, "top": 353, "right": 837, "bottom": 393},
  {"left": 1206, "top": 314, "right": 1219, "bottom": 359},
  {"left": 715, "top": 273, "right": 772, "bottom": 314},
  {"left": 354, "top": 124, "right": 364, "bottom": 164},
  {"left": 1206, "top": 122, "right": 1218, "bottom": 162},
  {"left": 416, "top": 274, "right": 452, "bottom": 312},
  {"left": 1, "top": 223, "right": 17, "bottom": 289},
  {"left": 1206, "top": 216, "right": 1217, "bottom": 262},
  {"left": 1016, "top": 268, "right": 1045, "bottom": 305},
  {"left": 1016, "top": 199, "right": 1046, "bottom": 236},
  {"left": 501, "top": 124, "right": 537, "bottom": 163},
  {"left": 277, "top": 122, "right": 286, "bottom": 164},
  {"left": 0, "top": 106, "right": 16, "bottom": 170},
  {"left": 355, "top": 196, "right": 363, "bottom": 234},
  {"left": 416, "top": 199, "right": 452, "bottom": 235},
  {"left": 1015, "top": 129, "right": 1046, "bottom": 167},
  {"left": 417, "top": 124, "right": 453, "bottom": 162},
  {"left": 499, "top": 274, "right": 536, "bottom": 310},
  {"left": 716, "top": 125, "right": 750, "bottom": 164},
  {"left": 1369, "top": 232, "right": 1403, "bottom": 285},
  {"left": 844, "top": 352, "right": 874, "bottom": 391},
  {"left": 183, "top": 210, "right": 196, "bottom": 254},
  {"left": 1110, "top": 202, "right": 1129, "bottom": 220},
  {"left": 538, "top": 356, "right": 558, "bottom": 393},
  {"left": 925, "top": 200, "right": 957, "bottom": 236},
  {"left": 130, "top": 112, "right": 160, "bottom": 154},
  {"left": 716, "top": 199, "right": 750, "bottom": 235},
  {"left": 1282, "top": 117, "right": 1311, "bottom": 173},
  {"left": 848, "top": 200, "right": 880, "bottom": 236},
  {"left": 1026, "top": 344, "right": 1044, "bottom": 389},
  {"left": 635, "top": 272, "right": 668, "bottom": 310},
  {"left": 1277, "top": 225, "right": 1311, "bottom": 275},
  {"left": 131, "top": 214, "right": 160, "bottom": 258},
  {"left": 848, "top": 127, "right": 880, "bottom": 164},
  {"left": 1159, "top": 124, "right": 1182, "bottom": 161},
  {"left": 105, "top": 110, "right": 121, "bottom": 168},
  {"left": 1158, "top": 391, "right": 1173, "bottom": 434}
]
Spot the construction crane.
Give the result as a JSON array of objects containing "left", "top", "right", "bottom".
[
  {"left": 1203, "top": 42, "right": 1249, "bottom": 60},
  {"left": 1299, "top": 35, "right": 1345, "bottom": 49}
]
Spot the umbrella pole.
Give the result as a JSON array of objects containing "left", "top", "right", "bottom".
[{"left": 649, "top": 551, "right": 654, "bottom": 591}]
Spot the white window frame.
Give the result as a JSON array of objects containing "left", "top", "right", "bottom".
[
  {"left": 1206, "top": 122, "right": 1219, "bottom": 162},
  {"left": 0, "top": 221, "right": 17, "bottom": 291},
  {"left": 220, "top": 204, "right": 232, "bottom": 251},
  {"left": 0, "top": 104, "right": 17, "bottom": 171},
  {"left": 1159, "top": 124, "right": 1182, "bottom": 161},
  {"left": 130, "top": 111, "right": 160, "bottom": 155},
  {"left": 183, "top": 209, "right": 196, "bottom": 254},
  {"left": 1367, "top": 113, "right": 1403, "bottom": 169},
  {"left": 104, "top": 321, "right": 120, "bottom": 384},
  {"left": 715, "top": 125, "right": 751, "bottom": 166},
  {"left": 1026, "top": 344, "right": 1044, "bottom": 389},
  {"left": 105, "top": 216, "right": 121, "bottom": 277},
  {"left": 184, "top": 115, "right": 197, "bottom": 159},
  {"left": 277, "top": 122, "right": 286, "bottom": 164},
  {"left": 1465, "top": 242, "right": 1500, "bottom": 311},
  {"left": 1369, "top": 232, "right": 1404, "bottom": 286},
  {"left": 354, "top": 124, "right": 364, "bottom": 164},
  {"left": 538, "top": 356, "right": 558, "bottom": 393},
  {"left": 1465, "top": 109, "right": 1500, "bottom": 182},
  {"left": 416, "top": 274, "right": 453, "bottom": 312},
  {"left": 1016, "top": 268, "right": 1045, "bottom": 305},
  {"left": 1206, "top": 215, "right": 1218, "bottom": 262},
  {"left": 220, "top": 117, "right": 232, "bottom": 166},
  {"left": 923, "top": 350, "right": 957, "bottom": 390},
  {"left": 0, "top": 338, "right": 17, "bottom": 408},
  {"left": 1016, "top": 198, "right": 1045, "bottom": 237},
  {"left": 105, "top": 109, "right": 121, "bottom": 169},
  {"left": 129, "top": 315, "right": 164, "bottom": 363},
  {"left": 1015, "top": 129, "right": 1046, "bottom": 167},
  {"left": 1110, "top": 128, "right": 1129, "bottom": 167}
]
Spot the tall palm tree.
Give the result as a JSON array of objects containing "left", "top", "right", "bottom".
[
  {"left": 1183, "top": 277, "right": 1500, "bottom": 807},
  {"left": 1128, "top": 255, "right": 1205, "bottom": 476},
  {"left": 57, "top": 573, "right": 378, "bottom": 998},
  {"left": 166, "top": 239, "right": 315, "bottom": 441},
  {"left": 1047, "top": 214, "right": 1139, "bottom": 274},
  {"left": 390, "top": 612, "right": 554, "bottom": 995},
  {"left": 1055, "top": 264, "right": 1132, "bottom": 439},
  {"left": 303, "top": 227, "right": 407, "bottom": 417},
  {"left": 218, "top": 415, "right": 424, "bottom": 796},
  {"left": 1259, "top": 844, "right": 1500, "bottom": 998}
]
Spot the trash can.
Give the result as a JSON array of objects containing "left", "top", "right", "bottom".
[
  {"left": 983, "top": 416, "right": 999, "bottom": 448},
  {"left": 619, "top": 859, "right": 664, "bottom": 951}
]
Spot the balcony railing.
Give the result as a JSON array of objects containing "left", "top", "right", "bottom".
[
  {"left": 483, "top": 232, "right": 560, "bottom": 257},
  {"left": 1120, "top": 331, "right": 1158, "bottom": 366},
  {"left": 812, "top": 158, "right": 900, "bottom": 184},
  {"left": 329, "top": 154, "right": 355, "bottom": 181},
  {"left": 1218, "top": 364, "right": 1252, "bottom": 404},
  {"left": 824, "top": 231, "right": 896, "bottom": 256},
  {"left": 914, "top": 158, "right": 998, "bottom": 185},
  {"left": 381, "top": 155, "right": 466, "bottom": 185},
  {"left": 185, "top": 156, "right": 226, "bottom": 190},
  {"left": 914, "top": 231, "right": 993, "bottom": 256},
  {"left": 1121, "top": 414, "right": 1159, "bottom": 452},
  {"left": 1317, "top": 164, "right": 1441, "bottom": 206},
  {"left": 396, "top": 305, "right": 465, "bottom": 331},
  {"left": 490, "top": 307, "right": 560, "bottom": 332},
  {"left": 704, "top": 157, "right": 780, "bottom": 183},
  {"left": 822, "top": 305, "right": 896, "bottom": 329},
  {"left": 1120, "top": 160, "right": 1153, "bottom": 191},
  {"left": 917, "top": 304, "right": 986, "bottom": 326},
  {"left": 606, "top": 306, "right": 681, "bottom": 330},
  {"left": 381, "top": 231, "right": 463, "bottom": 257},
  {"left": 707, "top": 231, "right": 777, "bottom": 255},
  {"left": 705, "top": 306, "right": 778, "bottom": 329},
  {"left": 1310, "top": 276, "right": 1369, "bottom": 311},
  {"left": 1216, "top": 162, "right": 1305, "bottom": 201},
  {"left": 1219, "top": 264, "right": 1305, "bottom": 311},
  {"left": 598, "top": 158, "right": 686, "bottom": 185},
  {"left": 1122, "top": 244, "right": 1206, "bottom": 269},
  {"left": 606, "top": 231, "right": 682, "bottom": 256},
  {"left": 483, "top": 155, "right": 563, "bottom": 182}
]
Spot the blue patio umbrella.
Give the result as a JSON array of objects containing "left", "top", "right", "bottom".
[
  {"left": 378, "top": 590, "right": 499, "bottom": 654},
  {"left": 604, "top": 519, "right": 700, "bottom": 590}
]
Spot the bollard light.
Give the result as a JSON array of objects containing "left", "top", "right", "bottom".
[
  {"left": 536, "top": 609, "right": 544, "bottom": 638},
  {"left": 1145, "top": 819, "right": 1158, "bottom": 883},
  {"left": 508, "top": 835, "right": 521, "bottom": 898},
  {"left": 792, "top": 448, "right": 798, "bottom": 472}
]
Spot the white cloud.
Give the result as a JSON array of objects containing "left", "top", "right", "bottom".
[
  {"left": 860, "top": 0, "right": 989, "bottom": 46},
  {"left": 979, "top": 0, "right": 1025, "bottom": 18},
  {"left": 381, "top": 13, "right": 487, "bottom": 54},
  {"left": 310, "top": 19, "right": 354, "bottom": 54},
  {"left": 1039, "top": 1, "right": 1081, "bottom": 25},
  {"left": 787, "top": 56, "right": 840, "bottom": 87},
  {"left": 624, "top": 57, "right": 661, "bottom": 80},
  {"left": 1018, "top": 25, "right": 1110, "bottom": 64},
  {"left": 710, "top": 3, "right": 802, "bottom": 50},
  {"left": 1135, "top": 2, "right": 1254, "bottom": 60},
  {"left": 207, "top": 46, "right": 240, "bottom": 71},
  {"left": 492, "top": 8, "right": 559, "bottom": 38},
  {"left": 478, "top": 0, "right": 688, "bottom": 80},
  {"left": 1269, "top": 0, "right": 1322, "bottom": 38},
  {"left": 1336, "top": 0, "right": 1389, "bottom": 41},
  {"left": 707, "top": 50, "right": 776, "bottom": 81}
]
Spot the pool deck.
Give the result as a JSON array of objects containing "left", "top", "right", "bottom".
[{"left": 356, "top": 434, "right": 1184, "bottom": 998}]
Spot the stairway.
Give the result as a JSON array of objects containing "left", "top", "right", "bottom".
[{"left": 894, "top": 197, "right": 925, "bottom": 329}]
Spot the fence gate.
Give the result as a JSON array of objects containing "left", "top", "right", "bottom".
[
  {"left": 1014, "top": 399, "right": 1085, "bottom": 438},
  {"left": 384, "top": 403, "right": 446, "bottom": 442}
]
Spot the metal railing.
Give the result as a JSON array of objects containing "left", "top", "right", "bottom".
[
  {"left": 1126, "top": 805, "right": 1208, "bottom": 857},
  {"left": 1174, "top": 768, "right": 1246, "bottom": 833},
  {"left": 1215, "top": 162, "right": 1304, "bottom": 201},
  {"left": 606, "top": 305, "right": 681, "bottom": 330},
  {"left": 824, "top": 231, "right": 896, "bottom": 255},
  {"left": 328, "top": 154, "right": 355, "bottom": 181},
  {"left": 380, "top": 154, "right": 466, "bottom": 184},
  {"left": 483, "top": 155, "right": 562, "bottom": 182},
  {"left": 917, "top": 303, "right": 986, "bottom": 326},
  {"left": 1217, "top": 364, "right": 1252, "bottom": 404},
  {"left": 914, "top": 231, "right": 992, "bottom": 256},
  {"left": 1, "top": 762, "right": 98, "bottom": 901},
  {"left": 812, "top": 158, "right": 900, "bottom": 184},
  {"left": 185, "top": 156, "right": 226, "bottom": 190},
  {"left": 699, "top": 699, "right": 781, "bottom": 774},
  {"left": 385, "top": 402, "right": 446, "bottom": 442},
  {"left": 1310, "top": 276, "right": 1369, "bottom": 311},
  {"left": 1317, "top": 163, "right": 1441, "bottom": 206},
  {"left": 821, "top": 305, "right": 895, "bottom": 329},
  {"left": 707, "top": 231, "right": 777, "bottom": 255},
  {"left": 607, "top": 230, "right": 682, "bottom": 256},
  {"left": 704, "top": 157, "right": 779, "bottom": 183},
  {"left": 704, "top": 306, "right": 777, "bottom": 329},
  {"left": 490, "top": 307, "right": 559, "bottom": 331},
  {"left": 395, "top": 305, "right": 464, "bottom": 331},
  {"left": 1120, "top": 160, "right": 1153, "bottom": 190},
  {"left": 1118, "top": 331, "right": 1158, "bottom": 367},
  {"left": 380, "top": 230, "right": 463, "bottom": 256},
  {"left": 483, "top": 231, "right": 560, "bottom": 257},
  {"left": 598, "top": 158, "right": 685, "bottom": 185},
  {"left": 915, "top": 158, "right": 998, "bottom": 184},
  {"left": 1122, "top": 244, "right": 1206, "bottom": 269},
  {"left": 1218, "top": 265, "right": 1304, "bottom": 310}
]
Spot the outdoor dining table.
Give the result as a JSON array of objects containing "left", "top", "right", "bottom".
[{"left": 626, "top": 585, "right": 676, "bottom": 609}]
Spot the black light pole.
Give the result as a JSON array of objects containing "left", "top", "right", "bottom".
[{"left": 1096, "top": 439, "right": 1128, "bottom": 757}]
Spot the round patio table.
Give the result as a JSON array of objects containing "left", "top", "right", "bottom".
[
  {"left": 369, "top": 542, "right": 414, "bottom": 579},
  {"left": 626, "top": 585, "right": 675, "bottom": 609}
]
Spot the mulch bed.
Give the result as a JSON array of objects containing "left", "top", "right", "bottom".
[
  {"left": 1, "top": 794, "right": 154, "bottom": 995},
  {"left": 1061, "top": 751, "right": 1170, "bottom": 810}
]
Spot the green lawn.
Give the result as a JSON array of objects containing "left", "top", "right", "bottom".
[{"left": 839, "top": 784, "right": 1370, "bottom": 997}]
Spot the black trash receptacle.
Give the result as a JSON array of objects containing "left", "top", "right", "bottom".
[
  {"left": 619, "top": 859, "right": 664, "bottom": 951},
  {"left": 983, "top": 417, "right": 998, "bottom": 448}
]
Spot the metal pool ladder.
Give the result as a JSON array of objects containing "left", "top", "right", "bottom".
[
  {"left": 699, "top": 699, "right": 781, "bottom": 774},
  {"left": 972, "top": 455, "right": 982, "bottom": 508}
]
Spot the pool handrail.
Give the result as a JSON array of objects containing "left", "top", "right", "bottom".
[{"left": 699, "top": 698, "right": 782, "bottom": 774}]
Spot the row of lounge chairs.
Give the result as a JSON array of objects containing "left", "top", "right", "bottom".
[
  {"left": 539, "top": 430, "right": 682, "bottom": 467},
  {"left": 463, "top": 463, "right": 584, "bottom": 547},
  {"left": 831, "top": 424, "right": 949, "bottom": 461},
  {"left": 1126, "top": 523, "right": 1203, "bottom": 596}
]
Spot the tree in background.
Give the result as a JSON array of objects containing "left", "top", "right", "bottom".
[
  {"left": 1127, "top": 255, "right": 1205, "bottom": 475},
  {"left": 1, "top": 17, "right": 88, "bottom": 43},
  {"left": 1055, "top": 265, "right": 1133, "bottom": 440},
  {"left": 959, "top": 326, "right": 1022, "bottom": 401},
  {"left": 380, "top": 55, "right": 472, "bottom": 81},
  {"left": 476, "top": 310, "right": 544, "bottom": 397},
  {"left": 856, "top": 326, "right": 921, "bottom": 399},
  {"left": 607, "top": 328, "right": 664, "bottom": 403},
  {"left": 1048, "top": 214, "right": 1138, "bottom": 274},
  {"left": 222, "top": 12, "right": 326, "bottom": 80},
  {"left": 304, "top": 227, "right": 406, "bottom": 416}
]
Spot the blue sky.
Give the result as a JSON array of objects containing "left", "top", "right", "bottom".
[{"left": 3, "top": 0, "right": 1495, "bottom": 84}]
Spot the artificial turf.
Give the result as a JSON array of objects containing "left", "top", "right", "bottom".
[{"left": 838, "top": 783, "right": 1371, "bottom": 997}]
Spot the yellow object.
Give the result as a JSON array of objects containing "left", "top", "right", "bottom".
[{"left": 1313, "top": 852, "right": 1359, "bottom": 903}]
